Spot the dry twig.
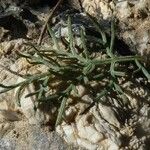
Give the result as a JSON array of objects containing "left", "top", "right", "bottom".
[{"left": 37, "top": 0, "right": 64, "bottom": 45}]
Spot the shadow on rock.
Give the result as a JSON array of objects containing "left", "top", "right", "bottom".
[{"left": 0, "top": 14, "right": 28, "bottom": 39}]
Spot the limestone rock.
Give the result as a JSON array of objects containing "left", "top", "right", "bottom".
[
  {"left": 98, "top": 103, "right": 120, "bottom": 128},
  {"left": 14, "top": 77, "right": 53, "bottom": 125},
  {"left": 69, "top": 0, "right": 150, "bottom": 55},
  {"left": 0, "top": 109, "right": 20, "bottom": 122}
]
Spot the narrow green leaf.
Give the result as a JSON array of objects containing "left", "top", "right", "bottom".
[
  {"left": 43, "top": 76, "right": 50, "bottom": 87},
  {"left": 38, "top": 94, "right": 59, "bottom": 102},
  {"left": 92, "top": 74, "right": 104, "bottom": 80},
  {"left": 110, "top": 61, "right": 116, "bottom": 77},
  {"left": 135, "top": 59, "right": 150, "bottom": 80},
  {"left": 0, "top": 83, "right": 21, "bottom": 89},
  {"left": 113, "top": 83, "right": 128, "bottom": 105},
  {"left": 93, "top": 55, "right": 142, "bottom": 65},
  {"left": 55, "top": 96, "right": 67, "bottom": 127},
  {"left": 86, "top": 13, "right": 107, "bottom": 44},
  {"left": 0, "top": 81, "right": 26, "bottom": 94},
  {"left": 110, "top": 61, "right": 125, "bottom": 77},
  {"left": 37, "top": 87, "right": 45, "bottom": 100},
  {"left": 16, "top": 51, "right": 32, "bottom": 59},
  {"left": 47, "top": 24, "right": 60, "bottom": 50},
  {"left": 109, "top": 19, "right": 115, "bottom": 56},
  {"left": 16, "top": 83, "right": 27, "bottom": 106},
  {"left": 25, "top": 90, "right": 40, "bottom": 98},
  {"left": 83, "top": 63, "right": 95, "bottom": 75},
  {"left": 83, "top": 76, "right": 89, "bottom": 84},
  {"left": 62, "top": 84, "right": 74, "bottom": 95},
  {"left": 72, "top": 84, "right": 79, "bottom": 96},
  {"left": 80, "top": 28, "right": 89, "bottom": 59},
  {"left": 68, "top": 16, "right": 76, "bottom": 55},
  {"left": 113, "top": 71, "right": 126, "bottom": 77}
]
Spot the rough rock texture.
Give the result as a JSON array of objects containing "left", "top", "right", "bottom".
[
  {"left": 0, "top": 2, "right": 76, "bottom": 148},
  {"left": 0, "top": 121, "right": 77, "bottom": 150},
  {"left": 0, "top": 39, "right": 82, "bottom": 149},
  {"left": 69, "top": 0, "right": 150, "bottom": 57},
  {"left": 55, "top": 80, "right": 150, "bottom": 150},
  {"left": 0, "top": 0, "right": 150, "bottom": 150}
]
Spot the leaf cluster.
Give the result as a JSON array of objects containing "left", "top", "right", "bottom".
[{"left": 0, "top": 14, "right": 149, "bottom": 127}]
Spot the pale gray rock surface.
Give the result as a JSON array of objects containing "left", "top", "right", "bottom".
[
  {"left": 0, "top": 124, "right": 79, "bottom": 150},
  {"left": 0, "top": 1, "right": 150, "bottom": 150},
  {"left": 69, "top": 0, "right": 150, "bottom": 56}
]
